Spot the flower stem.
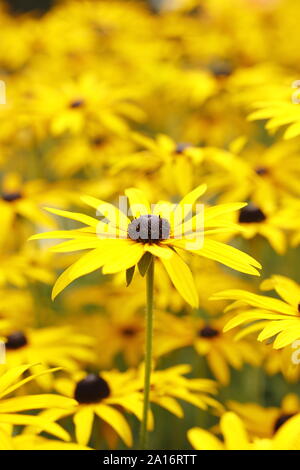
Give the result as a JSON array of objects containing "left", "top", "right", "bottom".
[{"left": 139, "top": 256, "right": 154, "bottom": 450}]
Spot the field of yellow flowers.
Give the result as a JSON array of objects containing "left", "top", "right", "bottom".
[{"left": 1, "top": 0, "right": 300, "bottom": 452}]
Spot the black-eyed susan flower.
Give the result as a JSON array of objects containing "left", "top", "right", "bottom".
[
  {"left": 0, "top": 245, "right": 54, "bottom": 288},
  {"left": 1, "top": 326, "right": 95, "bottom": 389},
  {"left": 30, "top": 184, "right": 260, "bottom": 448},
  {"left": 188, "top": 411, "right": 300, "bottom": 450},
  {"left": 71, "top": 309, "right": 145, "bottom": 368},
  {"left": 236, "top": 202, "right": 291, "bottom": 254},
  {"left": 134, "top": 364, "right": 221, "bottom": 418},
  {"left": 30, "top": 185, "right": 261, "bottom": 306},
  {"left": 263, "top": 343, "right": 300, "bottom": 383},
  {"left": 228, "top": 394, "right": 300, "bottom": 439},
  {"left": 30, "top": 369, "right": 145, "bottom": 448},
  {"left": 155, "top": 313, "right": 261, "bottom": 385},
  {"left": 212, "top": 275, "right": 300, "bottom": 349},
  {"left": 112, "top": 133, "right": 204, "bottom": 195},
  {"left": 0, "top": 172, "right": 58, "bottom": 242},
  {"left": 203, "top": 139, "right": 300, "bottom": 212}
]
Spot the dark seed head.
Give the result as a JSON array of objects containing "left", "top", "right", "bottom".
[
  {"left": 175, "top": 142, "right": 192, "bottom": 154},
  {"left": 273, "top": 413, "right": 295, "bottom": 433},
  {"left": 208, "top": 59, "right": 233, "bottom": 77},
  {"left": 298, "top": 303, "right": 300, "bottom": 313},
  {"left": 92, "top": 136, "right": 106, "bottom": 147},
  {"left": 5, "top": 331, "right": 28, "bottom": 350},
  {"left": 121, "top": 327, "right": 137, "bottom": 337},
  {"left": 74, "top": 373, "right": 110, "bottom": 404},
  {"left": 2, "top": 191, "right": 22, "bottom": 202},
  {"left": 69, "top": 99, "right": 85, "bottom": 109},
  {"left": 198, "top": 326, "right": 219, "bottom": 338},
  {"left": 128, "top": 214, "right": 170, "bottom": 243},
  {"left": 255, "top": 166, "right": 269, "bottom": 176},
  {"left": 238, "top": 204, "right": 266, "bottom": 224}
]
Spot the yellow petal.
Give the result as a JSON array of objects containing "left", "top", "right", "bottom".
[
  {"left": 173, "top": 184, "right": 207, "bottom": 226},
  {"left": 197, "top": 240, "right": 261, "bottom": 276},
  {"left": 125, "top": 188, "right": 151, "bottom": 218},
  {"left": 44, "top": 207, "right": 99, "bottom": 228},
  {"left": 0, "top": 426, "right": 14, "bottom": 450},
  {"left": 81, "top": 195, "right": 130, "bottom": 231},
  {"left": 0, "top": 364, "right": 33, "bottom": 396},
  {"left": 0, "top": 395, "right": 76, "bottom": 413},
  {"left": 160, "top": 251, "right": 198, "bottom": 308},
  {"left": 204, "top": 203, "right": 247, "bottom": 221},
  {"left": 52, "top": 240, "right": 132, "bottom": 299},
  {"left": 94, "top": 404, "right": 132, "bottom": 447},
  {"left": 145, "top": 244, "right": 172, "bottom": 259},
  {"left": 74, "top": 407, "right": 94, "bottom": 446},
  {"left": 29, "top": 230, "right": 96, "bottom": 241},
  {"left": 152, "top": 396, "right": 183, "bottom": 418},
  {"left": 0, "top": 414, "right": 70, "bottom": 441},
  {"left": 187, "top": 427, "right": 224, "bottom": 450},
  {"left": 221, "top": 412, "right": 249, "bottom": 450},
  {"left": 274, "top": 414, "right": 300, "bottom": 449},
  {"left": 0, "top": 367, "right": 61, "bottom": 399},
  {"left": 213, "top": 289, "right": 294, "bottom": 315},
  {"left": 102, "top": 243, "right": 144, "bottom": 274}
]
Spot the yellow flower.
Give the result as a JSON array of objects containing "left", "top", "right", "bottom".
[
  {"left": 0, "top": 245, "right": 54, "bottom": 288},
  {"left": 135, "top": 364, "right": 221, "bottom": 419},
  {"left": 263, "top": 342, "right": 300, "bottom": 383},
  {"left": 1, "top": 327, "right": 95, "bottom": 389},
  {"left": 228, "top": 394, "right": 300, "bottom": 439},
  {"left": 31, "top": 369, "right": 145, "bottom": 448},
  {"left": 30, "top": 185, "right": 261, "bottom": 307},
  {"left": 113, "top": 133, "right": 204, "bottom": 195},
  {"left": 0, "top": 172, "right": 57, "bottom": 243},
  {"left": 213, "top": 275, "right": 300, "bottom": 349},
  {"left": 0, "top": 363, "right": 76, "bottom": 449},
  {"left": 204, "top": 139, "right": 300, "bottom": 212},
  {"left": 235, "top": 202, "right": 290, "bottom": 254},
  {"left": 155, "top": 313, "right": 261, "bottom": 385},
  {"left": 71, "top": 310, "right": 145, "bottom": 368},
  {"left": 249, "top": 91, "right": 300, "bottom": 140},
  {"left": 188, "top": 411, "right": 300, "bottom": 450}
]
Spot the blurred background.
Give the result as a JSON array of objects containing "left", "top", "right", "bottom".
[{"left": 0, "top": 0, "right": 300, "bottom": 449}]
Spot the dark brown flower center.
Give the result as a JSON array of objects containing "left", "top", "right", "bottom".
[
  {"left": 298, "top": 303, "right": 300, "bottom": 313},
  {"left": 69, "top": 99, "right": 85, "bottom": 109},
  {"left": 198, "top": 326, "right": 219, "bottom": 338},
  {"left": 121, "top": 327, "right": 138, "bottom": 337},
  {"left": 2, "top": 191, "right": 22, "bottom": 202},
  {"left": 208, "top": 59, "right": 233, "bottom": 77},
  {"left": 238, "top": 204, "right": 266, "bottom": 224},
  {"left": 128, "top": 215, "right": 170, "bottom": 243},
  {"left": 255, "top": 166, "right": 269, "bottom": 176},
  {"left": 74, "top": 373, "right": 110, "bottom": 404},
  {"left": 273, "top": 413, "right": 295, "bottom": 433},
  {"left": 92, "top": 136, "right": 107, "bottom": 147},
  {"left": 175, "top": 143, "right": 192, "bottom": 154},
  {"left": 5, "top": 331, "right": 28, "bottom": 349}
]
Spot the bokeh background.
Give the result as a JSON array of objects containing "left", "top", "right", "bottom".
[{"left": 1, "top": 0, "right": 300, "bottom": 450}]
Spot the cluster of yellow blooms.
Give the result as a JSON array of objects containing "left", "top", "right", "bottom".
[{"left": 1, "top": 0, "right": 300, "bottom": 450}]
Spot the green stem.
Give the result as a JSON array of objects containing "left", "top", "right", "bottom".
[{"left": 139, "top": 256, "right": 154, "bottom": 450}]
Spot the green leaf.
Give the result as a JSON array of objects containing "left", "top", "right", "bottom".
[
  {"left": 138, "top": 252, "right": 153, "bottom": 277},
  {"left": 126, "top": 266, "right": 135, "bottom": 286}
]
